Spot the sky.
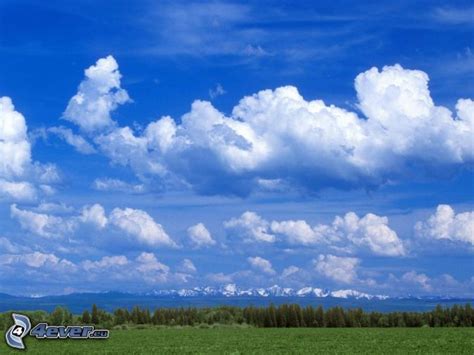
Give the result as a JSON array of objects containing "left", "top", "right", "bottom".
[{"left": 0, "top": 0, "right": 473, "bottom": 297}]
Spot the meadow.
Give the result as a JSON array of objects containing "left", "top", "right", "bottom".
[{"left": 1, "top": 327, "right": 473, "bottom": 354}]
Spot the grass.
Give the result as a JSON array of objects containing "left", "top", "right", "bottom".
[{"left": 1, "top": 327, "right": 473, "bottom": 354}]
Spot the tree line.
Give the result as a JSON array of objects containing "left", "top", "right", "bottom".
[{"left": 0, "top": 304, "right": 473, "bottom": 330}]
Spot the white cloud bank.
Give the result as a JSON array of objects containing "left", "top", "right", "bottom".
[
  {"left": 415, "top": 204, "right": 474, "bottom": 245},
  {"left": 10, "top": 203, "right": 177, "bottom": 248},
  {"left": 62, "top": 57, "right": 474, "bottom": 196},
  {"left": 224, "top": 210, "right": 405, "bottom": 256},
  {"left": 0, "top": 251, "right": 192, "bottom": 291}
]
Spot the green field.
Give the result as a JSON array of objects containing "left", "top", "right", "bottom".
[{"left": 2, "top": 327, "right": 474, "bottom": 354}]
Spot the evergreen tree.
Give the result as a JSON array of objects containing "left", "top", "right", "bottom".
[
  {"left": 82, "top": 310, "right": 91, "bottom": 324},
  {"left": 91, "top": 304, "right": 99, "bottom": 324}
]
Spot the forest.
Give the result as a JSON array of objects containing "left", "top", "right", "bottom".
[{"left": 1, "top": 303, "right": 473, "bottom": 330}]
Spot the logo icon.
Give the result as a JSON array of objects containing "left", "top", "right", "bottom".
[
  {"left": 5, "top": 313, "right": 31, "bottom": 350},
  {"left": 4, "top": 312, "right": 109, "bottom": 350}
]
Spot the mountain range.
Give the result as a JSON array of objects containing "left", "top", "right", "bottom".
[
  {"left": 0, "top": 285, "right": 471, "bottom": 313},
  {"left": 147, "top": 284, "right": 390, "bottom": 300}
]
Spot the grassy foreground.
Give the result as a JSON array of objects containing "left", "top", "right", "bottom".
[{"left": 1, "top": 327, "right": 473, "bottom": 354}]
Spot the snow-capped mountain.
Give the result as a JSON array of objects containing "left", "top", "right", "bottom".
[{"left": 148, "top": 284, "right": 388, "bottom": 300}]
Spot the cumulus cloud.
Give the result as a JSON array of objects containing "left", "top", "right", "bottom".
[
  {"left": 272, "top": 212, "right": 404, "bottom": 256},
  {"left": 0, "top": 250, "right": 185, "bottom": 293},
  {"left": 247, "top": 256, "right": 276, "bottom": 275},
  {"left": 271, "top": 220, "right": 323, "bottom": 246},
  {"left": 9, "top": 203, "right": 177, "bottom": 249},
  {"left": 63, "top": 55, "right": 130, "bottom": 132},
  {"left": 0, "top": 180, "right": 36, "bottom": 201},
  {"left": 70, "top": 60, "right": 474, "bottom": 196},
  {"left": 223, "top": 209, "right": 404, "bottom": 256},
  {"left": 109, "top": 208, "right": 176, "bottom": 247},
  {"left": 224, "top": 211, "right": 275, "bottom": 243},
  {"left": 80, "top": 204, "right": 108, "bottom": 229},
  {"left": 179, "top": 258, "right": 197, "bottom": 273},
  {"left": 10, "top": 204, "right": 76, "bottom": 238},
  {"left": 78, "top": 253, "right": 174, "bottom": 286},
  {"left": 48, "top": 126, "right": 96, "bottom": 154},
  {"left": 0, "top": 97, "right": 57, "bottom": 201},
  {"left": 135, "top": 252, "right": 172, "bottom": 284},
  {"left": 0, "top": 251, "right": 73, "bottom": 269},
  {"left": 328, "top": 212, "right": 405, "bottom": 256},
  {"left": 135, "top": 252, "right": 169, "bottom": 272},
  {"left": 187, "top": 223, "right": 216, "bottom": 247},
  {"left": 401, "top": 271, "right": 432, "bottom": 292},
  {"left": 0, "top": 97, "right": 31, "bottom": 178},
  {"left": 10, "top": 203, "right": 111, "bottom": 239},
  {"left": 415, "top": 205, "right": 474, "bottom": 245},
  {"left": 314, "top": 254, "right": 360, "bottom": 284}
]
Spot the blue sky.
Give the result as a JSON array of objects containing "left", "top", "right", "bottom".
[{"left": 0, "top": 0, "right": 473, "bottom": 296}]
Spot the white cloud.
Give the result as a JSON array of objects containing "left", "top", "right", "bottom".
[
  {"left": 63, "top": 55, "right": 130, "bottom": 132},
  {"left": 0, "top": 180, "right": 36, "bottom": 201},
  {"left": 0, "top": 97, "right": 31, "bottom": 178},
  {"left": 48, "top": 126, "right": 96, "bottom": 154},
  {"left": 401, "top": 271, "right": 432, "bottom": 292},
  {"left": 224, "top": 211, "right": 275, "bottom": 243},
  {"left": 187, "top": 223, "right": 216, "bottom": 247},
  {"left": 330, "top": 212, "right": 405, "bottom": 256},
  {"left": 314, "top": 254, "right": 360, "bottom": 284},
  {"left": 76, "top": 60, "right": 473, "bottom": 196},
  {"left": 109, "top": 208, "right": 176, "bottom": 247},
  {"left": 79, "top": 253, "right": 172, "bottom": 285},
  {"left": 209, "top": 84, "right": 226, "bottom": 99},
  {"left": 415, "top": 204, "right": 474, "bottom": 245},
  {"left": 0, "top": 97, "right": 60, "bottom": 201},
  {"left": 9, "top": 203, "right": 177, "bottom": 250},
  {"left": 94, "top": 126, "right": 168, "bottom": 179},
  {"left": 82, "top": 255, "right": 128, "bottom": 271},
  {"left": 0, "top": 251, "right": 71, "bottom": 269},
  {"left": 225, "top": 209, "right": 404, "bottom": 256},
  {"left": 271, "top": 220, "right": 322, "bottom": 246},
  {"left": 10, "top": 203, "right": 109, "bottom": 238},
  {"left": 247, "top": 256, "right": 276, "bottom": 275},
  {"left": 10, "top": 204, "right": 76, "bottom": 238},
  {"left": 136, "top": 252, "right": 169, "bottom": 272},
  {"left": 80, "top": 204, "right": 108, "bottom": 229},
  {"left": 0, "top": 237, "right": 24, "bottom": 253},
  {"left": 93, "top": 178, "right": 145, "bottom": 193},
  {"left": 77, "top": 253, "right": 172, "bottom": 285},
  {"left": 179, "top": 258, "right": 197, "bottom": 273},
  {"left": 135, "top": 252, "right": 170, "bottom": 284},
  {"left": 281, "top": 265, "right": 301, "bottom": 279}
]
